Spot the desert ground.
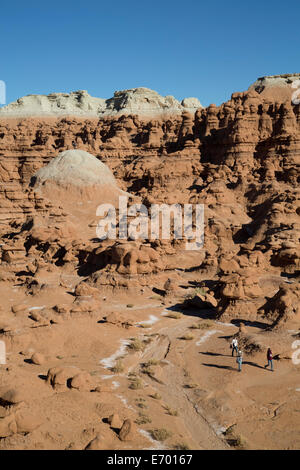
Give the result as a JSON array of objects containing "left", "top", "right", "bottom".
[{"left": 0, "top": 75, "right": 299, "bottom": 450}]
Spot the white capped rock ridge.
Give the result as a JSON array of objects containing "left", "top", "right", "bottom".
[
  {"left": 249, "top": 73, "right": 300, "bottom": 92},
  {"left": 0, "top": 87, "right": 203, "bottom": 118}
]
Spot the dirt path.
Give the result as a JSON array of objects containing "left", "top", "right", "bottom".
[{"left": 128, "top": 316, "right": 229, "bottom": 449}]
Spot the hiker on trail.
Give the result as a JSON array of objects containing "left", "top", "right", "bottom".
[
  {"left": 231, "top": 338, "right": 238, "bottom": 357},
  {"left": 236, "top": 350, "right": 243, "bottom": 372},
  {"left": 265, "top": 348, "right": 274, "bottom": 371}
]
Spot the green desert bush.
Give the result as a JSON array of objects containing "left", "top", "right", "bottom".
[{"left": 185, "top": 287, "right": 206, "bottom": 300}]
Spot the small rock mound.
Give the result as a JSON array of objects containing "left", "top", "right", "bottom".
[{"left": 259, "top": 281, "right": 300, "bottom": 328}]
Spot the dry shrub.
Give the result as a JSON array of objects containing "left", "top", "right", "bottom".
[
  {"left": 135, "top": 413, "right": 152, "bottom": 425},
  {"left": 223, "top": 425, "right": 247, "bottom": 448},
  {"left": 173, "top": 442, "right": 190, "bottom": 450},
  {"left": 164, "top": 405, "right": 178, "bottom": 416},
  {"left": 110, "top": 359, "right": 125, "bottom": 373},
  {"left": 150, "top": 428, "right": 173, "bottom": 442},
  {"left": 179, "top": 333, "right": 194, "bottom": 340},
  {"left": 166, "top": 312, "right": 182, "bottom": 319},
  {"left": 128, "top": 338, "right": 146, "bottom": 352},
  {"left": 184, "top": 383, "right": 198, "bottom": 389},
  {"left": 190, "top": 320, "right": 213, "bottom": 330},
  {"left": 237, "top": 334, "right": 264, "bottom": 355},
  {"left": 149, "top": 392, "right": 162, "bottom": 400},
  {"left": 129, "top": 377, "right": 143, "bottom": 390}
]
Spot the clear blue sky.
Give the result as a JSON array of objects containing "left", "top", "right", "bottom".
[{"left": 0, "top": 0, "right": 299, "bottom": 108}]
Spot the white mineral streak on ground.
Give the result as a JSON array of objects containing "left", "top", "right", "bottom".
[
  {"left": 137, "top": 315, "right": 159, "bottom": 326},
  {"left": 196, "top": 330, "right": 221, "bottom": 346},
  {"left": 161, "top": 309, "right": 170, "bottom": 316},
  {"left": 211, "top": 422, "right": 227, "bottom": 436},
  {"left": 116, "top": 394, "right": 135, "bottom": 411},
  {"left": 112, "top": 381, "right": 120, "bottom": 389},
  {"left": 130, "top": 304, "right": 161, "bottom": 310},
  {"left": 28, "top": 306, "right": 46, "bottom": 311},
  {"left": 216, "top": 321, "right": 234, "bottom": 327},
  {"left": 100, "top": 339, "right": 130, "bottom": 369}
]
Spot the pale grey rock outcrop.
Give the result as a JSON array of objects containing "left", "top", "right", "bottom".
[
  {"left": 249, "top": 74, "right": 300, "bottom": 92},
  {"left": 0, "top": 87, "right": 203, "bottom": 117},
  {"left": 33, "top": 150, "right": 117, "bottom": 187}
]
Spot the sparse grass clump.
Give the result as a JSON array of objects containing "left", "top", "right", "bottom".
[
  {"left": 190, "top": 320, "right": 213, "bottom": 330},
  {"left": 166, "top": 312, "right": 182, "bottom": 319},
  {"left": 164, "top": 405, "right": 178, "bottom": 416},
  {"left": 223, "top": 425, "right": 246, "bottom": 449},
  {"left": 135, "top": 397, "right": 147, "bottom": 408},
  {"left": 89, "top": 370, "right": 98, "bottom": 376},
  {"left": 185, "top": 287, "right": 207, "bottom": 300},
  {"left": 128, "top": 371, "right": 137, "bottom": 378},
  {"left": 135, "top": 412, "right": 152, "bottom": 425},
  {"left": 149, "top": 295, "right": 162, "bottom": 301},
  {"left": 143, "top": 337, "right": 153, "bottom": 345},
  {"left": 136, "top": 401, "right": 148, "bottom": 409},
  {"left": 173, "top": 443, "right": 190, "bottom": 450},
  {"left": 150, "top": 428, "right": 173, "bottom": 442},
  {"left": 184, "top": 383, "right": 198, "bottom": 389},
  {"left": 141, "top": 365, "right": 155, "bottom": 376},
  {"left": 141, "top": 359, "right": 160, "bottom": 377},
  {"left": 127, "top": 338, "right": 146, "bottom": 352},
  {"left": 144, "top": 359, "right": 160, "bottom": 366},
  {"left": 110, "top": 359, "right": 124, "bottom": 373},
  {"left": 128, "top": 377, "right": 144, "bottom": 390},
  {"left": 149, "top": 392, "right": 162, "bottom": 400},
  {"left": 179, "top": 333, "right": 194, "bottom": 340}
]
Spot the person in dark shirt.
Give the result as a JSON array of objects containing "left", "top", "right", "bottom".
[{"left": 265, "top": 347, "right": 274, "bottom": 371}]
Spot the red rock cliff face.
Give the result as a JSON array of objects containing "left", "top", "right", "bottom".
[{"left": 0, "top": 88, "right": 299, "bottom": 322}]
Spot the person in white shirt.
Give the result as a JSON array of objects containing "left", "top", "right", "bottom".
[{"left": 231, "top": 338, "right": 238, "bottom": 357}]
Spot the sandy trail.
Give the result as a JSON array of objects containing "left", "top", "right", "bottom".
[{"left": 126, "top": 315, "right": 229, "bottom": 449}]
